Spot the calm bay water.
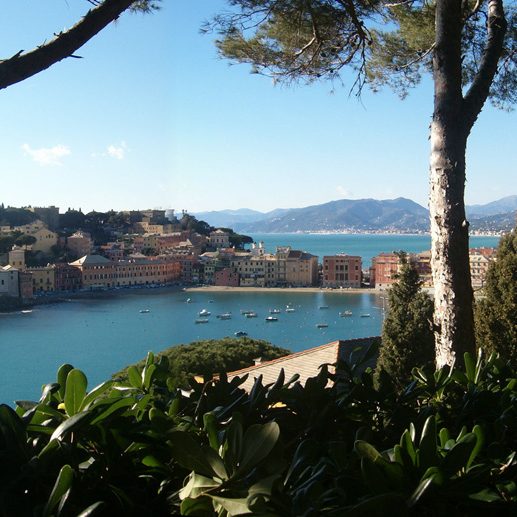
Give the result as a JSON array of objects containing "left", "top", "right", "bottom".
[{"left": 0, "top": 233, "right": 500, "bottom": 404}]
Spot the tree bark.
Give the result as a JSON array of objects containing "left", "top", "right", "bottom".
[
  {"left": 430, "top": 0, "right": 507, "bottom": 367},
  {"left": 0, "top": 0, "right": 136, "bottom": 91}
]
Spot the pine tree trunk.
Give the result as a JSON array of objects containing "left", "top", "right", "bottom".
[{"left": 430, "top": 0, "right": 475, "bottom": 367}]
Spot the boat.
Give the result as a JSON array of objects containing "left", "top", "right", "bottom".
[
  {"left": 217, "top": 313, "right": 232, "bottom": 320},
  {"left": 234, "top": 331, "right": 248, "bottom": 337},
  {"left": 195, "top": 318, "right": 209, "bottom": 324},
  {"left": 285, "top": 306, "right": 295, "bottom": 312},
  {"left": 319, "top": 305, "right": 329, "bottom": 310},
  {"left": 265, "top": 316, "right": 278, "bottom": 322},
  {"left": 139, "top": 309, "right": 150, "bottom": 313},
  {"left": 340, "top": 310, "right": 353, "bottom": 317},
  {"left": 198, "top": 309, "right": 211, "bottom": 317},
  {"left": 316, "top": 323, "right": 328, "bottom": 328},
  {"left": 269, "top": 308, "right": 281, "bottom": 314},
  {"left": 360, "top": 314, "right": 371, "bottom": 318},
  {"left": 245, "top": 312, "right": 258, "bottom": 318},
  {"left": 20, "top": 309, "right": 33, "bottom": 314},
  {"left": 186, "top": 298, "right": 192, "bottom": 303},
  {"left": 240, "top": 310, "right": 253, "bottom": 315}
]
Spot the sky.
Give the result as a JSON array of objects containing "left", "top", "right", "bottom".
[{"left": 0, "top": 0, "right": 515, "bottom": 214}]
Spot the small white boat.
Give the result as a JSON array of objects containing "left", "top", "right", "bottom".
[
  {"left": 195, "top": 318, "right": 209, "bottom": 324},
  {"left": 340, "top": 310, "right": 353, "bottom": 317},
  {"left": 265, "top": 316, "right": 278, "bottom": 322},
  {"left": 139, "top": 309, "right": 150, "bottom": 314},
  {"left": 285, "top": 306, "right": 295, "bottom": 313},
  {"left": 319, "top": 305, "right": 329, "bottom": 310},
  {"left": 234, "top": 331, "right": 248, "bottom": 337},
  {"left": 360, "top": 314, "right": 371, "bottom": 318},
  {"left": 246, "top": 312, "right": 258, "bottom": 318},
  {"left": 217, "top": 313, "right": 232, "bottom": 320},
  {"left": 241, "top": 310, "right": 253, "bottom": 315},
  {"left": 269, "top": 308, "right": 281, "bottom": 314},
  {"left": 198, "top": 309, "right": 211, "bottom": 317},
  {"left": 186, "top": 298, "right": 192, "bottom": 303},
  {"left": 316, "top": 323, "right": 328, "bottom": 328},
  {"left": 20, "top": 309, "right": 33, "bottom": 314}
]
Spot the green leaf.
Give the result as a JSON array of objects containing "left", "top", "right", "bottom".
[
  {"left": 467, "top": 425, "right": 484, "bottom": 470},
  {"left": 43, "top": 464, "right": 74, "bottom": 517},
  {"left": 127, "top": 366, "right": 142, "bottom": 389},
  {"left": 57, "top": 364, "right": 74, "bottom": 400},
  {"left": 438, "top": 428, "right": 450, "bottom": 448},
  {"left": 346, "top": 492, "right": 408, "bottom": 516},
  {"left": 441, "top": 433, "right": 477, "bottom": 476},
  {"left": 168, "top": 431, "right": 227, "bottom": 479},
  {"left": 79, "top": 380, "right": 114, "bottom": 411},
  {"left": 407, "top": 477, "right": 433, "bottom": 507},
  {"left": 469, "top": 488, "right": 503, "bottom": 503},
  {"left": 237, "top": 421, "right": 280, "bottom": 475},
  {"left": 76, "top": 502, "right": 105, "bottom": 516},
  {"left": 180, "top": 496, "right": 213, "bottom": 516},
  {"left": 203, "top": 412, "right": 219, "bottom": 450},
  {"left": 0, "top": 404, "right": 28, "bottom": 461},
  {"left": 64, "top": 369, "right": 88, "bottom": 416},
  {"left": 90, "top": 397, "right": 135, "bottom": 425},
  {"left": 355, "top": 440, "right": 382, "bottom": 462},
  {"left": 210, "top": 495, "right": 252, "bottom": 515},
  {"left": 50, "top": 411, "right": 92, "bottom": 441},
  {"left": 464, "top": 353, "right": 476, "bottom": 383},
  {"left": 180, "top": 472, "right": 220, "bottom": 500},
  {"left": 418, "top": 415, "right": 438, "bottom": 469},
  {"left": 143, "top": 364, "right": 157, "bottom": 390}
]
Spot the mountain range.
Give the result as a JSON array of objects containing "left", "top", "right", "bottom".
[{"left": 194, "top": 196, "right": 517, "bottom": 233}]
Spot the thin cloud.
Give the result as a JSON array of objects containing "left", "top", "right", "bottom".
[
  {"left": 21, "top": 143, "right": 71, "bottom": 166},
  {"left": 336, "top": 185, "right": 353, "bottom": 198},
  {"left": 107, "top": 142, "right": 127, "bottom": 160}
]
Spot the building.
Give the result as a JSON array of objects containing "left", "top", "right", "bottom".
[
  {"left": 54, "top": 263, "right": 82, "bottom": 291},
  {"left": 8, "top": 246, "right": 26, "bottom": 269},
  {"left": 28, "top": 206, "right": 60, "bottom": 230},
  {"left": 69, "top": 255, "right": 116, "bottom": 289},
  {"left": 370, "top": 253, "right": 401, "bottom": 289},
  {"left": 28, "top": 266, "right": 56, "bottom": 293},
  {"left": 209, "top": 230, "right": 230, "bottom": 249},
  {"left": 469, "top": 247, "right": 497, "bottom": 288},
  {"left": 226, "top": 337, "right": 379, "bottom": 392},
  {"left": 322, "top": 254, "right": 362, "bottom": 288},
  {"left": 214, "top": 268, "right": 239, "bottom": 287},
  {"left": 285, "top": 249, "right": 319, "bottom": 287},
  {"left": 0, "top": 265, "right": 19, "bottom": 297},
  {"left": 67, "top": 232, "right": 93, "bottom": 258}
]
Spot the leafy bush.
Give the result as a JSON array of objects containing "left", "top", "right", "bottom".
[
  {"left": 0, "top": 345, "right": 515, "bottom": 515},
  {"left": 114, "top": 337, "right": 290, "bottom": 390},
  {"left": 476, "top": 228, "right": 517, "bottom": 365}
]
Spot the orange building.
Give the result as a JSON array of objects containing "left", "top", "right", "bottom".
[{"left": 322, "top": 254, "right": 362, "bottom": 288}]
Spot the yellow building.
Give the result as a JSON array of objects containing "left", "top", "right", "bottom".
[{"left": 28, "top": 265, "right": 56, "bottom": 293}]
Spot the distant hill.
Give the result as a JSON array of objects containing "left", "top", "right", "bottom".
[
  {"left": 234, "top": 198, "right": 429, "bottom": 233},
  {"left": 194, "top": 207, "right": 291, "bottom": 229},
  {"left": 193, "top": 196, "right": 516, "bottom": 234},
  {"left": 467, "top": 196, "right": 517, "bottom": 217}
]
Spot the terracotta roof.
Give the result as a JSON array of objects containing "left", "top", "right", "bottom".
[{"left": 227, "top": 336, "right": 379, "bottom": 392}]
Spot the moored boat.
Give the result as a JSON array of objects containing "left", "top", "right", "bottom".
[
  {"left": 139, "top": 309, "right": 150, "bottom": 313},
  {"left": 217, "top": 313, "right": 232, "bottom": 320},
  {"left": 316, "top": 323, "right": 328, "bottom": 328},
  {"left": 195, "top": 318, "right": 209, "bottom": 324},
  {"left": 265, "top": 316, "right": 278, "bottom": 322},
  {"left": 340, "top": 310, "right": 353, "bottom": 317},
  {"left": 360, "top": 314, "right": 371, "bottom": 318},
  {"left": 245, "top": 312, "right": 257, "bottom": 318},
  {"left": 198, "top": 309, "right": 211, "bottom": 317},
  {"left": 234, "top": 331, "right": 248, "bottom": 337}
]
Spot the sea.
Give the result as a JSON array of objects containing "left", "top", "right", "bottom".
[{"left": 0, "top": 233, "right": 500, "bottom": 404}]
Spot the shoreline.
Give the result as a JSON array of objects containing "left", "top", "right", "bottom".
[{"left": 185, "top": 285, "right": 378, "bottom": 294}]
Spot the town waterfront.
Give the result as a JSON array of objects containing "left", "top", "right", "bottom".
[
  {"left": 248, "top": 233, "right": 501, "bottom": 266},
  {"left": 1, "top": 233, "right": 500, "bottom": 404}
]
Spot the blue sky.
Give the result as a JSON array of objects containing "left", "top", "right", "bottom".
[{"left": 0, "top": 0, "right": 514, "bottom": 214}]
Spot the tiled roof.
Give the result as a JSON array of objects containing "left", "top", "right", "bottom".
[{"left": 227, "top": 336, "right": 379, "bottom": 392}]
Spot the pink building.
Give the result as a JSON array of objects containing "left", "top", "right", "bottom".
[{"left": 214, "top": 268, "right": 239, "bottom": 287}]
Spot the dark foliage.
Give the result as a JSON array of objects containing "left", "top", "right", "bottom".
[
  {"left": 476, "top": 228, "right": 517, "bottom": 365},
  {"left": 376, "top": 259, "right": 435, "bottom": 390}
]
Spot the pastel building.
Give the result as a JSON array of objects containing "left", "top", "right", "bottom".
[
  {"left": 67, "top": 232, "right": 93, "bottom": 258},
  {"left": 28, "top": 266, "right": 56, "bottom": 293},
  {"left": 209, "top": 230, "right": 230, "bottom": 249},
  {"left": 0, "top": 266, "right": 20, "bottom": 297},
  {"left": 322, "top": 254, "right": 362, "bottom": 288}
]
